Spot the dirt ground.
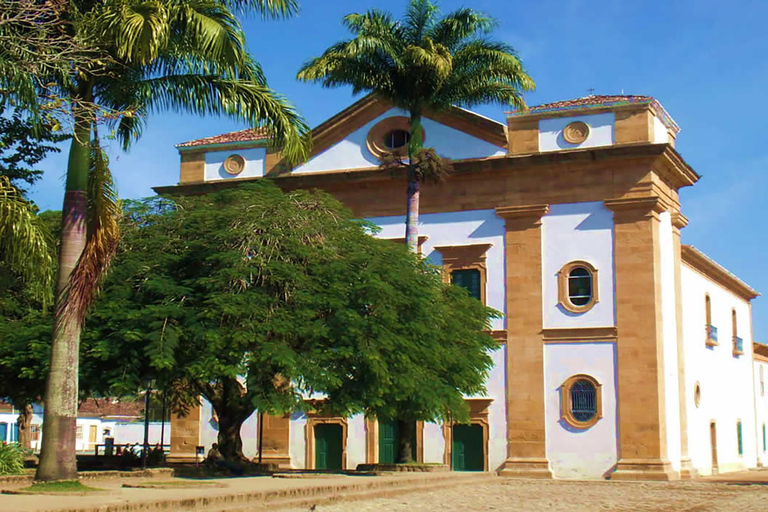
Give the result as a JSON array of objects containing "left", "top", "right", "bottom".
[{"left": 286, "top": 478, "right": 768, "bottom": 512}]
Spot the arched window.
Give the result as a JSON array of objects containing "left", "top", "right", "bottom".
[
  {"left": 733, "top": 308, "right": 743, "bottom": 356},
  {"left": 560, "top": 375, "right": 602, "bottom": 429},
  {"left": 704, "top": 294, "right": 717, "bottom": 346},
  {"left": 557, "top": 261, "right": 599, "bottom": 313}
]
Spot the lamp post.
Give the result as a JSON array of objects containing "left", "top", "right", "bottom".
[{"left": 142, "top": 379, "right": 155, "bottom": 470}]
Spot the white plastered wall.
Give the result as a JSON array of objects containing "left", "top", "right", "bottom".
[
  {"left": 682, "top": 265, "right": 757, "bottom": 475},
  {"left": 653, "top": 115, "right": 670, "bottom": 144},
  {"left": 292, "top": 108, "right": 506, "bottom": 174},
  {"left": 538, "top": 113, "right": 614, "bottom": 152},
  {"left": 541, "top": 201, "right": 615, "bottom": 329},
  {"left": 543, "top": 342, "right": 618, "bottom": 479},
  {"left": 754, "top": 358, "right": 768, "bottom": 466},
  {"left": 203, "top": 146, "right": 266, "bottom": 182},
  {"left": 659, "top": 211, "right": 682, "bottom": 471}
]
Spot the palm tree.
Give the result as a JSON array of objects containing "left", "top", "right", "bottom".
[
  {"left": 0, "top": 176, "right": 55, "bottom": 307},
  {"left": 28, "top": 0, "right": 309, "bottom": 481},
  {"left": 298, "top": 0, "right": 534, "bottom": 251}
]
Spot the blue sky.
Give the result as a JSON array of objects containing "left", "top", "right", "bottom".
[{"left": 30, "top": 0, "right": 767, "bottom": 339}]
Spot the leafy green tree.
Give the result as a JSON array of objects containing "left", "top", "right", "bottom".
[
  {"left": 0, "top": 108, "right": 68, "bottom": 195},
  {"left": 1, "top": 0, "right": 312, "bottom": 481},
  {"left": 86, "top": 182, "right": 499, "bottom": 463},
  {"left": 0, "top": 210, "right": 59, "bottom": 449},
  {"left": 298, "top": 0, "right": 534, "bottom": 251}
]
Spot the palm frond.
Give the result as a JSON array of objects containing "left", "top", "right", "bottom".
[
  {"left": 404, "top": 0, "right": 439, "bottom": 44},
  {"left": 222, "top": 0, "right": 299, "bottom": 18},
  {"left": 427, "top": 8, "right": 495, "bottom": 50},
  {"left": 127, "top": 73, "right": 310, "bottom": 163},
  {"left": 0, "top": 176, "right": 55, "bottom": 306},
  {"left": 58, "top": 140, "right": 121, "bottom": 323}
]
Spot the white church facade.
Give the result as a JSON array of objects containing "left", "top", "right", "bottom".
[{"left": 155, "top": 94, "right": 763, "bottom": 480}]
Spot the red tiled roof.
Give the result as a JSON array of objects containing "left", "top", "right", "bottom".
[
  {"left": 532, "top": 94, "right": 652, "bottom": 110},
  {"left": 78, "top": 398, "right": 143, "bottom": 419},
  {"left": 177, "top": 128, "right": 270, "bottom": 148},
  {"left": 509, "top": 94, "right": 679, "bottom": 134}
]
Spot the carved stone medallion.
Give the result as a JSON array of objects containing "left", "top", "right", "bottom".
[
  {"left": 563, "top": 121, "right": 590, "bottom": 144},
  {"left": 223, "top": 154, "right": 246, "bottom": 175}
]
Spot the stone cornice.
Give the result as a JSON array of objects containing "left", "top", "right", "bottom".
[
  {"left": 681, "top": 245, "right": 759, "bottom": 301},
  {"left": 495, "top": 204, "right": 549, "bottom": 220},
  {"left": 671, "top": 212, "right": 689, "bottom": 229},
  {"left": 604, "top": 196, "right": 666, "bottom": 217},
  {"left": 155, "top": 143, "right": 691, "bottom": 196}
]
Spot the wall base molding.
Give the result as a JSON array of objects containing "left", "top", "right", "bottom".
[
  {"left": 497, "top": 457, "right": 552, "bottom": 478},
  {"left": 678, "top": 458, "right": 699, "bottom": 479},
  {"left": 610, "top": 458, "right": 680, "bottom": 481}
]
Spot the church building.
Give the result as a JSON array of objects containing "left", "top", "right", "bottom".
[{"left": 155, "top": 94, "right": 763, "bottom": 480}]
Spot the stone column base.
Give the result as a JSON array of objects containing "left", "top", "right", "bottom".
[
  {"left": 678, "top": 458, "right": 699, "bottom": 479},
  {"left": 166, "top": 452, "right": 201, "bottom": 464},
  {"left": 497, "top": 457, "right": 552, "bottom": 478},
  {"left": 258, "top": 454, "right": 292, "bottom": 469},
  {"left": 610, "top": 459, "right": 680, "bottom": 481}
]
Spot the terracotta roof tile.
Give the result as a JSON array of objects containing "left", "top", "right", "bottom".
[
  {"left": 77, "top": 398, "right": 143, "bottom": 419},
  {"left": 177, "top": 128, "right": 270, "bottom": 148},
  {"left": 508, "top": 94, "right": 680, "bottom": 134},
  {"left": 526, "top": 94, "right": 653, "bottom": 112}
]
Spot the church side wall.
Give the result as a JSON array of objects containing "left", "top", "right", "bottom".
[
  {"left": 682, "top": 265, "right": 757, "bottom": 475},
  {"left": 754, "top": 358, "right": 768, "bottom": 466}
]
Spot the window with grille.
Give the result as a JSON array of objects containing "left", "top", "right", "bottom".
[
  {"left": 737, "top": 421, "right": 743, "bottom": 456},
  {"left": 451, "top": 269, "right": 482, "bottom": 301},
  {"left": 560, "top": 374, "right": 602, "bottom": 429},
  {"left": 570, "top": 380, "right": 597, "bottom": 422}
]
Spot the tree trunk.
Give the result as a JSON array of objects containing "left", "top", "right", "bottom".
[
  {"left": 209, "top": 378, "right": 254, "bottom": 464},
  {"left": 17, "top": 403, "right": 34, "bottom": 450},
  {"left": 36, "top": 117, "right": 91, "bottom": 481},
  {"left": 216, "top": 409, "right": 249, "bottom": 463},
  {"left": 396, "top": 419, "right": 415, "bottom": 463},
  {"left": 404, "top": 113, "right": 424, "bottom": 252}
]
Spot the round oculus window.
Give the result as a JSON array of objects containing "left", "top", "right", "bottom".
[{"left": 384, "top": 129, "right": 410, "bottom": 150}]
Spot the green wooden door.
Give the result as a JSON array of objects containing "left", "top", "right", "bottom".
[
  {"left": 379, "top": 420, "right": 417, "bottom": 463},
  {"left": 315, "top": 424, "right": 343, "bottom": 471},
  {"left": 379, "top": 420, "right": 398, "bottom": 464},
  {"left": 452, "top": 424, "right": 484, "bottom": 471}
]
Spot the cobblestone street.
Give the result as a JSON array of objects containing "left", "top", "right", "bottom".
[{"left": 288, "top": 478, "right": 768, "bottom": 512}]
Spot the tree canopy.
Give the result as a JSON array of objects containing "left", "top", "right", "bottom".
[
  {"left": 85, "top": 182, "right": 500, "bottom": 462},
  {"left": 298, "top": 0, "right": 534, "bottom": 250}
]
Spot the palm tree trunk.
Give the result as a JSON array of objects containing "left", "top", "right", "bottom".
[
  {"left": 36, "top": 116, "right": 91, "bottom": 481},
  {"left": 404, "top": 113, "right": 424, "bottom": 252}
]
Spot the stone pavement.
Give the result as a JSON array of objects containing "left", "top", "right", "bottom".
[
  {"left": 4, "top": 469, "right": 768, "bottom": 512},
  {"left": 0, "top": 471, "right": 493, "bottom": 512}
]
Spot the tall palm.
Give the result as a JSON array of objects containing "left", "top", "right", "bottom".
[
  {"left": 33, "top": 0, "right": 310, "bottom": 481},
  {"left": 298, "top": 0, "right": 534, "bottom": 251}
]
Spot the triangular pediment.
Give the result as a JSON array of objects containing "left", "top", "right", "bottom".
[{"left": 269, "top": 95, "right": 508, "bottom": 176}]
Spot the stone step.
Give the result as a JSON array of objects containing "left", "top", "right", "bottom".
[{"left": 194, "top": 473, "right": 496, "bottom": 512}]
